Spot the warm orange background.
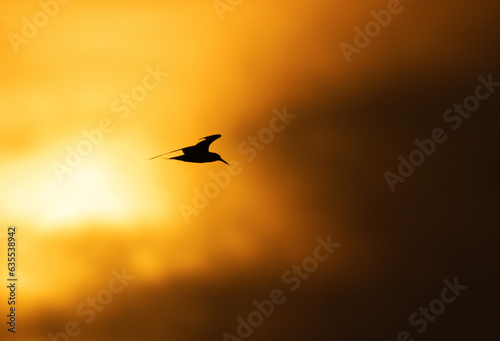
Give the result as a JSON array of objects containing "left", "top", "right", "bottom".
[{"left": 1, "top": 0, "right": 499, "bottom": 340}]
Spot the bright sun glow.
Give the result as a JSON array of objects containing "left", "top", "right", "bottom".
[
  {"left": 1, "top": 157, "right": 140, "bottom": 231},
  {"left": 45, "top": 165, "right": 129, "bottom": 224}
]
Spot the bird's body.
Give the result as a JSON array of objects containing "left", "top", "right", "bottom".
[
  {"left": 169, "top": 152, "right": 224, "bottom": 163},
  {"left": 149, "top": 134, "right": 228, "bottom": 165}
]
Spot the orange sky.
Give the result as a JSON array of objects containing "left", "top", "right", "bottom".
[{"left": 1, "top": 0, "right": 499, "bottom": 340}]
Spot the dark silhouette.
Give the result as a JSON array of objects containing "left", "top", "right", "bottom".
[{"left": 149, "top": 134, "right": 229, "bottom": 165}]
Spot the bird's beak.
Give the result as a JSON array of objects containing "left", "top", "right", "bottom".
[{"left": 221, "top": 159, "right": 229, "bottom": 165}]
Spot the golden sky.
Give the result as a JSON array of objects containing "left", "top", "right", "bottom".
[{"left": 0, "top": 0, "right": 499, "bottom": 340}]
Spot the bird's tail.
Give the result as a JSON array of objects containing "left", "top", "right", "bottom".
[{"left": 168, "top": 155, "right": 186, "bottom": 162}]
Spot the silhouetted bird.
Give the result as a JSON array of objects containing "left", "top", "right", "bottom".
[{"left": 149, "top": 134, "right": 229, "bottom": 165}]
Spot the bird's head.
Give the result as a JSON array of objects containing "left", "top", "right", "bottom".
[{"left": 216, "top": 154, "right": 229, "bottom": 165}]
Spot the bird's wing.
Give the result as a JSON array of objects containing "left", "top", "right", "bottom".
[
  {"left": 148, "top": 148, "right": 183, "bottom": 160},
  {"left": 149, "top": 134, "right": 221, "bottom": 160},
  {"left": 194, "top": 134, "right": 222, "bottom": 152}
]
